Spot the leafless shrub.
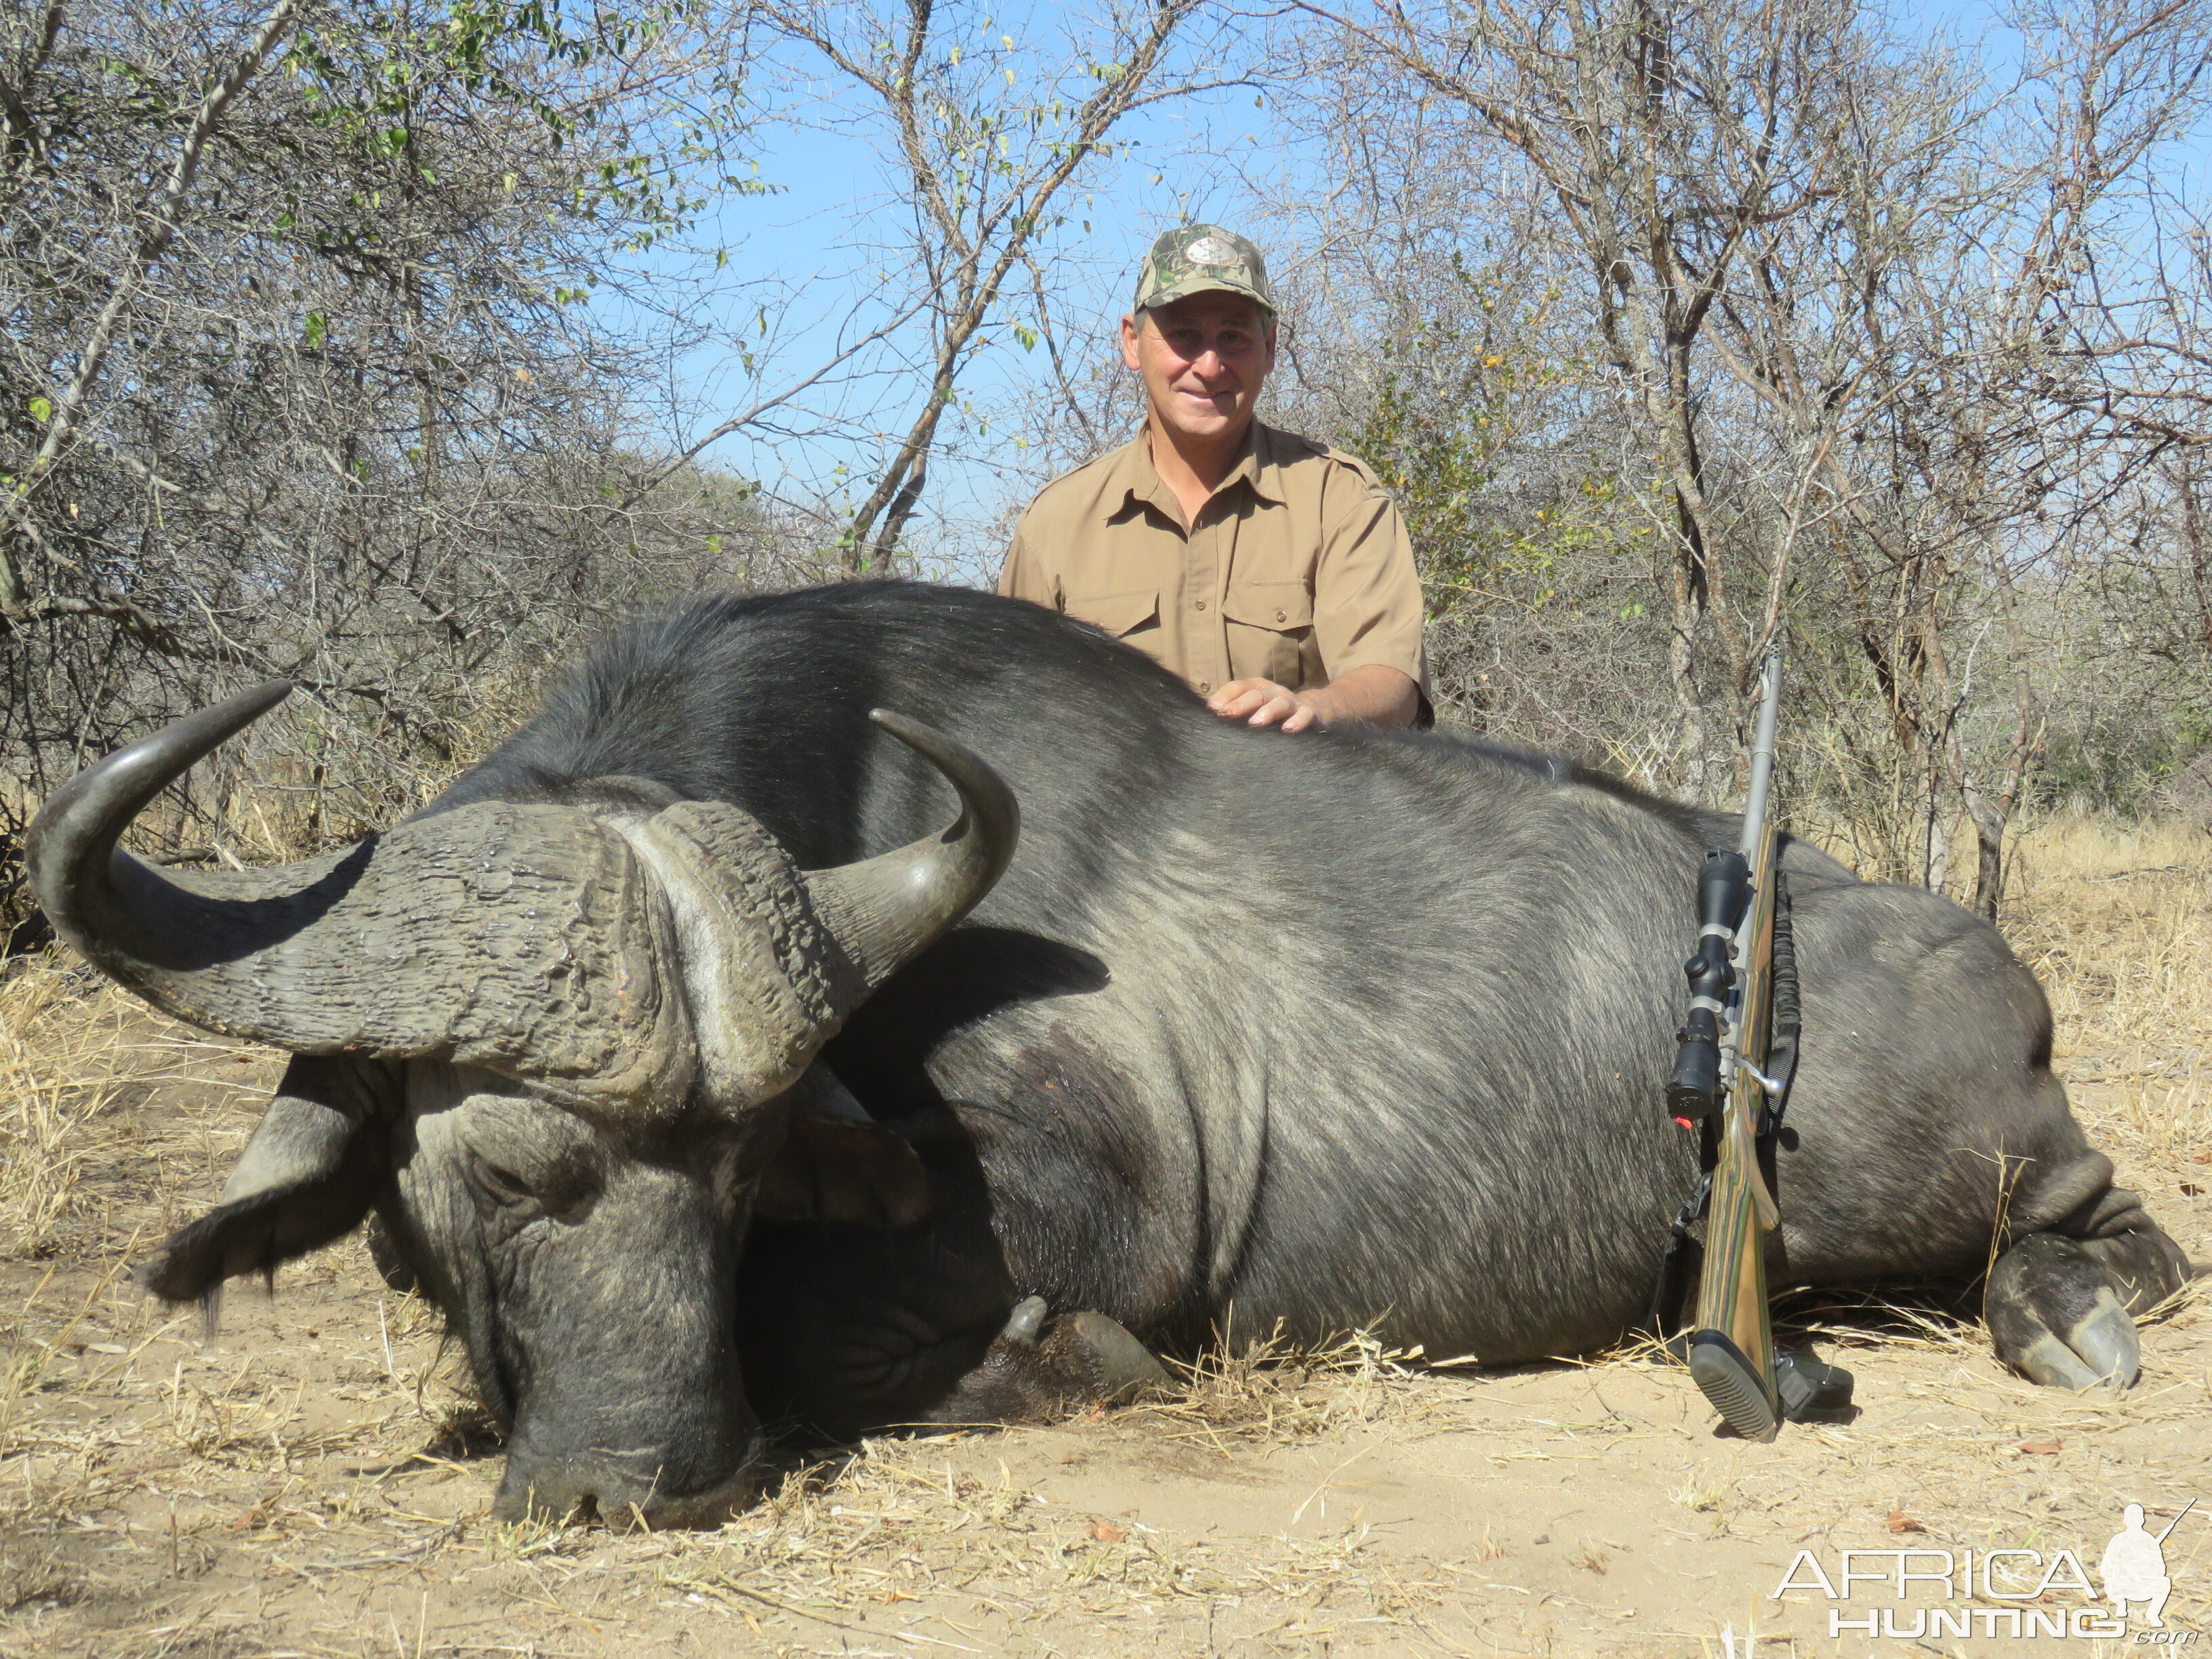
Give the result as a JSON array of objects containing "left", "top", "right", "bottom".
[
  {"left": 0, "top": 0, "right": 823, "bottom": 938},
  {"left": 1263, "top": 0, "right": 2212, "bottom": 913}
]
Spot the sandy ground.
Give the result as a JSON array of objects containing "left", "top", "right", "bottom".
[{"left": 0, "top": 818, "right": 2207, "bottom": 1658}]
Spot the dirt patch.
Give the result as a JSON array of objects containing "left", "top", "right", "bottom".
[{"left": 1, "top": 819, "right": 2208, "bottom": 1658}]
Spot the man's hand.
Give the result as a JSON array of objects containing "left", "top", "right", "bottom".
[
  {"left": 1208, "top": 665, "right": 1420, "bottom": 733},
  {"left": 1209, "top": 677, "right": 1322, "bottom": 732}
]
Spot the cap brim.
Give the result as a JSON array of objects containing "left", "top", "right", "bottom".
[{"left": 1138, "top": 277, "right": 1275, "bottom": 314}]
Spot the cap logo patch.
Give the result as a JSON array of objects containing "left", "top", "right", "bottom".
[{"left": 1187, "top": 235, "right": 1239, "bottom": 267}]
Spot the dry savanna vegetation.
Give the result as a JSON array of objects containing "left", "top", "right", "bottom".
[{"left": 0, "top": 813, "right": 2204, "bottom": 1659}]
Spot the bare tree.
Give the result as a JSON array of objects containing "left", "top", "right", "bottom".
[
  {"left": 744, "top": 0, "right": 1246, "bottom": 571},
  {"left": 1280, "top": 0, "right": 2212, "bottom": 913},
  {"left": 1297, "top": 0, "right": 1890, "bottom": 798},
  {"left": 0, "top": 0, "right": 783, "bottom": 938},
  {"left": 1700, "top": 0, "right": 2212, "bottom": 907}
]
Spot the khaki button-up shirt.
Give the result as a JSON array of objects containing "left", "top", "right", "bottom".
[{"left": 997, "top": 423, "right": 1429, "bottom": 703}]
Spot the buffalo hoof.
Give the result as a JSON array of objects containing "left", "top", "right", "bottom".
[
  {"left": 1987, "top": 1231, "right": 2142, "bottom": 1391},
  {"left": 912, "top": 1300, "right": 1169, "bottom": 1426},
  {"left": 998, "top": 1296, "right": 1170, "bottom": 1403},
  {"left": 1000, "top": 1294, "right": 1048, "bottom": 1345},
  {"left": 1057, "top": 1309, "right": 1172, "bottom": 1403}
]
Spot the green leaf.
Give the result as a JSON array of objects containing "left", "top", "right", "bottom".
[
  {"left": 303, "top": 312, "right": 326, "bottom": 350},
  {"left": 26, "top": 395, "right": 51, "bottom": 424}
]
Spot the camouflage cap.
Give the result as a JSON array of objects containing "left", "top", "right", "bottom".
[{"left": 1132, "top": 224, "right": 1275, "bottom": 316}]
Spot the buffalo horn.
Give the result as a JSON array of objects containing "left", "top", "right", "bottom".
[
  {"left": 803, "top": 709, "right": 1021, "bottom": 994},
  {"left": 26, "top": 678, "right": 297, "bottom": 981},
  {"left": 28, "top": 691, "right": 1014, "bottom": 1113},
  {"left": 24, "top": 682, "right": 688, "bottom": 1107},
  {"left": 610, "top": 709, "right": 1021, "bottom": 1105}
]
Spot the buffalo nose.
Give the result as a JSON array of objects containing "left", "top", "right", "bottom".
[
  {"left": 493, "top": 1446, "right": 764, "bottom": 1530},
  {"left": 490, "top": 1462, "right": 597, "bottom": 1525}
]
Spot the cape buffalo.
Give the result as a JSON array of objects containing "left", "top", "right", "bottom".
[{"left": 26, "top": 581, "right": 2192, "bottom": 1525}]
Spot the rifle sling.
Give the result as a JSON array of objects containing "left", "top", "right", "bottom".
[
  {"left": 1761, "top": 872, "right": 1801, "bottom": 1145},
  {"left": 1644, "top": 1167, "right": 1711, "bottom": 1341}
]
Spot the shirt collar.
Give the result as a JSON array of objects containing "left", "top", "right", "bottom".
[
  {"left": 1101, "top": 432, "right": 1172, "bottom": 525},
  {"left": 1103, "top": 421, "right": 1283, "bottom": 523},
  {"left": 1243, "top": 421, "right": 1288, "bottom": 506}
]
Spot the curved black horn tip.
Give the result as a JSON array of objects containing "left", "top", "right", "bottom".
[
  {"left": 26, "top": 680, "right": 295, "bottom": 897},
  {"left": 865, "top": 708, "right": 1019, "bottom": 866}
]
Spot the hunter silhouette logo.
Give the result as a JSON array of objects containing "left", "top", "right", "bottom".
[
  {"left": 2101, "top": 1498, "right": 2194, "bottom": 1629},
  {"left": 1767, "top": 1497, "right": 2200, "bottom": 1640}
]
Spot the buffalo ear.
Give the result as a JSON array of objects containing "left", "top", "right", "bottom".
[
  {"left": 142, "top": 1055, "right": 394, "bottom": 1305},
  {"left": 754, "top": 1065, "right": 933, "bottom": 1228},
  {"left": 755, "top": 1117, "right": 933, "bottom": 1227}
]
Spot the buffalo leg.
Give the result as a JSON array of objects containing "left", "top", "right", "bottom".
[
  {"left": 1984, "top": 1188, "right": 2194, "bottom": 1390},
  {"left": 740, "top": 1096, "right": 1171, "bottom": 1442},
  {"left": 916, "top": 1297, "right": 1170, "bottom": 1428},
  {"left": 737, "top": 1221, "right": 1166, "bottom": 1440}
]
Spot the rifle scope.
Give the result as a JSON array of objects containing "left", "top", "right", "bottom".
[{"left": 1666, "top": 849, "right": 1749, "bottom": 1121}]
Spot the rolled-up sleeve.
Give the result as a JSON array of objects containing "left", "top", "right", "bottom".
[{"left": 1312, "top": 473, "right": 1429, "bottom": 698}]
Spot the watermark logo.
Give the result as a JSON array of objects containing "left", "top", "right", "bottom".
[
  {"left": 1767, "top": 1499, "right": 2198, "bottom": 1641},
  {"left": 2104, "top": 1500, "right": 2192, "bottom": 1629}
]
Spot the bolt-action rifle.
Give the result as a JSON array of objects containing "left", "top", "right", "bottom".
[{"left": 1658, "top": 638, "right": 1853, "bottom": 1439}]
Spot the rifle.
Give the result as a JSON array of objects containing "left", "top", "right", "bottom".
[{"left": 1660, "top": 637, "right": 1852, "bottom": 1439}]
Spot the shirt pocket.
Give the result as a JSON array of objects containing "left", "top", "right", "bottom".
[
  {"left": 1067, "top": 586, "right": 1161, "bottom": 640},
  {"left": 1223, "top": 580, "right": 1315, "bottom": 687}
]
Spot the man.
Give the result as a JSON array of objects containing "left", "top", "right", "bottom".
[{"left": 998, "top": 224, "right": 1428, "bottom": 732}]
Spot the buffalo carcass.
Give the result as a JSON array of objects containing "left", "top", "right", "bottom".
[{"left": 26, "top": 582, "right": 2192, "bottom": 1523}]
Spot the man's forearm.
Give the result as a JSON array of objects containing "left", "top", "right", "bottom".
[{"left": 1307, "top": 664, "right": 1420, "bottom": 728}]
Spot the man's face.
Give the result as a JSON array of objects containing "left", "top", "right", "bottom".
[{"left": 1121, "top": 292, "right": 1276, "bottom": 448}]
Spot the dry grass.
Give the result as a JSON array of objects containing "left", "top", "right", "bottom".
[
  {"left": 0, "top": 961, "right": 266, "bottom": 1262},
  {"left": 0, "top": 962, "right": 108, "bottom": 1258},
  {"left": 0, "top": 814, "right": 2207, "bottom": 1658},
  {"left": 1125, "top": 1326, "right": 1429, "bottom": 1454},
  {"left": 2007, "top": 815, "right": 2212, "bottom": 1172}
]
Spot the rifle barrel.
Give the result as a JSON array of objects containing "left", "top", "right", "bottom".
[
  {"left": 1739, "top": 636, "right": 1785, "bottom": 862},
  {"left": 2156, "top": 1496, "right": 2199, "bottom": 1544}
]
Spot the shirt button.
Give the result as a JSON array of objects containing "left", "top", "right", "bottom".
[
  {"left": 1275, "top": 609, "right": 1287, "bottom": 622},
  {"left": 1194, "top": 599, "right": 1207, "bottom": 611},
  {"left": 1198, "top": 680, "right": 1211, "bottom": 693}
]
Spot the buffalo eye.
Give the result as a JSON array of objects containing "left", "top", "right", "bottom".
[
  {"left": 466, "top": 1149, "right": 600, "bottom": 1225},
  {"left": 466, "top": 1153, "right": 537, "bottom": 1212}
]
